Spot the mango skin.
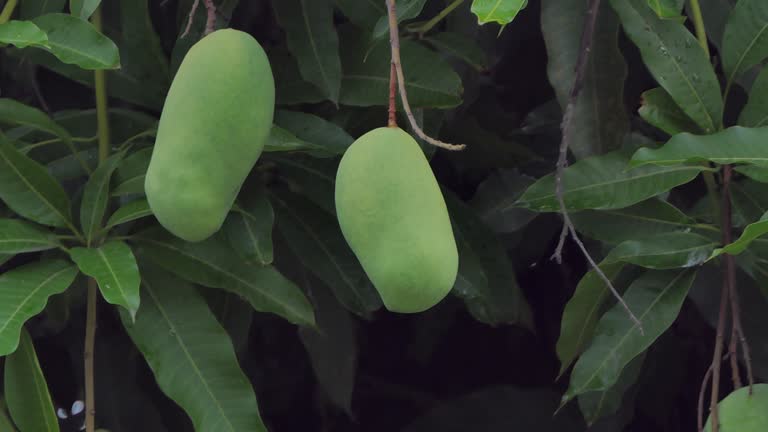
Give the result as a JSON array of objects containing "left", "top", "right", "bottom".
[
  {"left": 705, "top": 384, "right": 768, "bottom": 431},
  {"left": 145, "top": 29, "right": 275, "bottom": 242},
  {"left": 335, "top": 127, "right": 458, "bottom": 313}
]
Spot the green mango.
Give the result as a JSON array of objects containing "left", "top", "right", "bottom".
[
  {"left": 705, "top": 384, "right": 768, "bottom": 431},
  {"left": 145, "top": 29, "right": 275, "bottom": 242},
  {"left": 335, "top": 127, "right": 458, "bottom": 313}
]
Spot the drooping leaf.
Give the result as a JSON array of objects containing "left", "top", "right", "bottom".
[
  {"left": 271, "top": 0, "right": 342, "bottom": 103},
  {"left": 264, "top": 125, "right": 324, "bottom": 154},
  {"left": 739, "top": 67, "right": 768, "bottom": 127},
  {"left": 225, "top": 188, "right": 274, "bottom": 265},
  {"left": 69, "top": 0, "right": 101, "bottom": 20},
  {"left": 470, "top": 170, "right": 536, "bottom": 234},
  {"left": 630, "top": 126, "right": 768, "bottom": 168},
  {"left": 611, "top": 0, "right": 723, "bottom": 133},
  {"left": 712, "top": 212, "right": 768, "bottom": 258},
  {"left": 104, "top": 198, "right": 152, "bottom": 230},
  {"left": 732, "top": 179, "right": 768, "bottom": 228},
  {"left": 425, "top": 32, "right": 490, "bottom": 71},
  {"left": 339, "top": 26, "right": 462, "bottom": 108},
  {"left": 542, "top": 0, "right": 628, "bottom": 158},
  {"left": 133, "top": 228, "right": 315, "bottom": 327},
  {"left": 69, "top": 241, "right": 141, "bottom": 320},
  {"left": 0, "top": 219, "right": 58, "bottom": 254},
  {"left": 371, "top": 0, "right": 428, "bottom": 40},
  {"left": 0, "top": 133, "right": 73, "bottom": 228},
  {"left": 564, "top": 268, "right": 696, "bottom": 401},
  {"left": 603, "top": 232, "right": 716, "bottom": 269},
  {"left": 471, "top": 0, "right": 529, "bottom": 26},
  {"left": 0, "top": 21, "right": 48, "bottom": 48},
  {"left": 121, "top": 267, "right": 267, "bottom": 432},
  {"left": 721, "top": 0, "right": 768, "bottom": 86},
  {"left": 267, "top": 153, "right": 338, "bottom": 214},
  {"left": 274, "top": 110, "right": 354, "bottom": 155},
  {"left": 0, "top": 260, "right": 78, "bottom": 356},
  {"left": 556, "top": 262, "right": 626, "bottom": 376},
  {"left": 31, "top": 13, "right": 120, "bottom": 70},
  {"left": 0, "top": 98, "right": 70, "bottom": 139},
  {"left": 570, "top": 198, "right": 696, "bottom": 245},
  {"left": 0, "top": 399, "right": 14, "bottom": 432},
  {"left": 271, "top": 45, "right": 326, "bottom": 106},
  {"left": 577, "top": 352, "right": 646, "bottom": 425},
  {"left": 334, "top": 0, "right": 384, "bottom": 28},
  {"left": 515, "top": 150, "right": 705, "bottom": 212},
  {"left": 638, "top": 87, "right": 701, "bottom": 136},
  {"left": 20, "top": 0, "right": 66, "bottom": 19},
  {"left": 80, "top": 152, "right": 124, "bottom": 245},
  {"left": 270, "top": 189, "right": 381, "bottom": 318},
  {"left": 4, "top": 329, "right": 60, "bottom": 432}
]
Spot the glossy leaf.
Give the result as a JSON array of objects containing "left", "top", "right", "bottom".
[
  {"left": 105, "top": 198, "right": 152, "bottom": 230},
  {"left": 274, "top": 110, "right": 354, "bottom": 155},
  {"left": 271, "top": 189, "right": 381, "bottom": 318},
  {"left": 631, "top": 126, "right": 768, "bottom": 168},
  {"left": 471, "top": 0, "right": 529, "bottom": 26},
  {"left": 564, "top": 269, "right": 696, "bottom": 401},
  {"left": 515, "top": 150, "right": 705, "bottom": 212},
  {"left": 739, "top": 67, "right": 768, "bottom": 127},
  {"left": 611, "top": 0, "right": 723, "bottom": 133},
  {"left": 0, "top": 134, "right": 73, "bottom": 228},
  {"left": 722, "top": 0, "right": 768, "bottom": 86},
  {"left": 0, "top": 21, "right": 48, "bottom": 48},
  {"left": 0, "top": 260, "right": 78, "bottom": 356},
  {"left": 69, "top": 0, "right": 101, "bottom": 20},
  {"left": 272, "top": 0, "right": 342, "bottom": 103},
  {"left": 0, "top": 219, "right": 58, "bottom": 254},
  {"left": 80, "top": 152, "right": 124, "bottom": 245},
  {"left": 32, "top": 13, "right": 120, "bottom": 70},
  {"left": 557, "top": 262, "right": 626, "bottom": 376},
  {"left": 225, "top": 189, "right": 274, "bottom": 265},
  {"left": 542, "top": 0, "right": 628, "bottom": 158},
  {"left": 425, "top": 32, "right": 489, "bottom": 71},
  {"left": 638, "top": 87, "right": 701, "bottom": 135},
  {"left": 121, "top": 267, "right": 267, "bottom": 432},
  {"left": 570, "top": 198, "right": 696, "bottom": 245},
  {"left": 372, "top": 0, "right": 428, "bottom": 40},
  {"left": 134, "top": 228, "right": 315, "bottom": 327},
  {"left": 69, "top": 241, "right": 141, "bottom": 320},
  {"left": 578, "top": 352, "right": 646, "bottom": 425},
  {"left": 604, "top": 232, "right": 716, "bottom": 269},
  {"left": 339, "top": 27, "right": 462, "bottom": 108},
  {"left": 265, "top": 125, "right": 323, "bottom": 154},
  {"left": 712, "top": 212, "right": 768, "bottom": 258},
  {"left": 4, "top": 329, "right": 59, "bottom": 432},
  {"left": 0, "top": 98, "right": 70, "bottom": 139}
]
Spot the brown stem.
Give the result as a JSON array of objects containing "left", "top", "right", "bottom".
[
  {"left": 388, "top": 61, "right": 397, "bottom": 127},
  {"left": 385, "top": 0, "right": 465, "bottom": 150},
  {"left": 181, "top": 0, "right": 200, "bottom": 38},
  {"left": 709, "top": 258, "right": 731, "bottom": 432},
  {"left": 699, "top": 353, "right": 731, "bottom": 432},
  {"left": 203, "top": 0, "right": 216, "bottom": 35},
  {"left": 551, "top": 0, "right": 643, "bottom": 332},
  {"left": 84, "top": 278, "right": 98, "bottom": 432}
]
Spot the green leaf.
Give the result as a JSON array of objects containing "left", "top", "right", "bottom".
[
  {"left": 134, "top": 228, "right": 315, "bottom": 327},
  {"left": 69, "top": 0, "right": 101, "bottom": 20},
  {"left": 739, "top": 67, "right": 768, "bottom": 127},
  {"left": 688, "top": 0, "right": 732, "bottom": 52},
  {"left": 267, "top": 154, "right": 338, "bottom": 214},
  {"left": 80, "top": 152, "right": 124, "bottom": 245},
  {"left": 577, "top": 352, "right": 645, "bottom": 425},
  {"left": 112, "top": 147, "right": 151, "bottom": 197},
  {"left": 121, "top": 266, "right": 267, "bottom": 432},
  {"left": 515, "top": 150, "right": 704, "bottom": 212},
  {"left": 372, "top": 0, "right": 428, "bottom": 39},
  {"left": 203, "top": 290, "right": 254, "bottom": 355},
  {"left": 732, "top": 179, "right": 768, "bottom": 227},
  {"left": 646, "top": 0, "right": 684, "bottom": 19},
  {"left": 610, "top": 0, "right": 723, "bottom": 133},
  {"left": 0, "top": 399, "right": 15, "bottom": 432},
  {"left": 570, "top": 198, "right": 696, "bottom": 245},
  {"left": 0, "top": 219, "right": 58, "bottom": 254},
  {"left": 264, "top": 125, "right": 323, "bottom": 154},
  {"left": 0, "top": 133, "right": 73, "bottom": 228},
  {"left": 564, "top": 268, "right": 696, "bottom": 401},
  {"left": 638, "top": 87, "right": 702, "bottom": 135},
  {"left": 334, "top": 0, "right": 385, "bottom": 28},
  {"left": 470, "top": 170, "right": 536, "bottom": 234},
  {"left": 0, "top": 98, "right": 70, "bottom": 139},
  {"left": 604, "top": 232, "right": 716, "bottom": 269},
  {"left": 274, "top": 110, "right": 354, "bottom": 155},
  {"left": 105, "top": 198, "right": 152, "bottom": 230},
  {"left": 712, "top": 212, "right": 768, "bottom": 258},
  {"left": 270, "top": 189, "right": 382, "bottom": 318},
  {"left": 0, "top": 260, "right": 78, "bottom": 356},
  {"left": 271, "top": 45, "right": 326, "bottom": 106},
  {"left": 542, "top": 0, "right": 628, "bottom": 158},
  {"left": 339, "top": 26, "right": 462, "bottom": 108},
  {"left": 224, "top": 194, "right": 274, "bottom": 267},
  {"left": 31, "top": 13, "right": 120, "bottom": 70},
  {"left": 424, "top": 32, "right": 489, "bottom": 71},
  {"left": 69, "top": 241, "right": 141, "bottom": 320},
  {"left": 556, "top": 262, "right": 626, "bottom": 376},
  {"left": 630, "top": 126, "right": 768, "bottom": 168},
  {"left": 20, "top": 0, "right": 66, "bottom": 19},
  {"left": 722, "top": 0, "right": 768, "bottom": 86},
  {"left": 735, "top": 165, "right": 768, "bottom": 183},
  {"left": 271, "top": 0, "right": 342, "bottom": 103},
  {"left": 0, "top": 21, "right": 48, "bottom": 48},
  {"left": 4, "top": 329, "right": 60, "bottom": 432},
  {"left": 471, "top": 0, "right": 529, "bottom": 26}
]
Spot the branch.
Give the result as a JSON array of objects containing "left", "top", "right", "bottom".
[
  {"left": 386, "top": 0, "right": 465, "bottom": 151},
  {"left": 551, "top": 0, "right": 642, "bottom": 332},
  {"left": 182, "top": 0, "right": 217, "bottom": 38}
]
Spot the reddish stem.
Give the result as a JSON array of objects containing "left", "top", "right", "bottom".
[{"left": 388, "top": 61, "right": 397, "bottom": 127}]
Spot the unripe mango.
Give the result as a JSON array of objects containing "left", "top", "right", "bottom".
[
  {"left": 335, "top": 127, "right": 458, "bottom": 313},
  {"left": 705, "top": 384, "right": 768, "bottom": 431},
  {"left": 145, "top": 29, "right": 275, "bottom": 242}
]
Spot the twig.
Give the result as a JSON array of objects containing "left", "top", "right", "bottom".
[
  {"left": 84, "top": 278, "right": 98, "bottom": 432},
  {"left": 550, "top": 0, "right": 642, "bottom": 332},
  {"left": 388, "top": 62, "right": 397, "bottom": 127},
  {"left": 181, "top": 0, "right": 216, "bottom": 38},
  {"left": 181, "top": 0, "right": 200, "bottom": 38},
  {"left": 698, "top": 353, "right": 731, "bottom": 432},
  {"left": 708, "top": 269, "right": 730, "bottom": 432},
  {"left": 386, "top": 0, "right": 465, "bottom": 151}
]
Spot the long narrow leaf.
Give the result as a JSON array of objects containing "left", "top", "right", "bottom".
[
  {"left": 0, "top": 219, "right": 58, "bottom": 254},
  {"left": 721, "top": 0, "right": 768, "bottom": 86}
]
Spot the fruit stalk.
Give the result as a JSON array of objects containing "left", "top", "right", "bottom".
[{"left": 0, "top": 0, "right": 18, "bottom": 25}]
